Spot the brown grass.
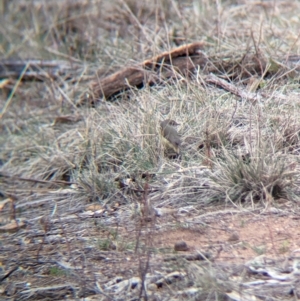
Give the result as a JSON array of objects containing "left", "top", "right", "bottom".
[{"left": 1, "top": 0, "right": 300, "bottom": 300}]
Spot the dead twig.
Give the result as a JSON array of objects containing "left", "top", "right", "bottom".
[
  {"left": 0, "top": 172, "right": 76, "bottom": 186},
  {"left": 205, "top": 73, "right": 261, "bottom": 103}
]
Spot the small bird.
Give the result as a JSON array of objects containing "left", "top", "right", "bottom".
[{"left": 160, "top": 119, "right": 181, "bottom": 156}]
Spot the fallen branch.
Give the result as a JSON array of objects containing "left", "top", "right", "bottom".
[
  {"left": 85, "top": 42, "right": 207, "bottom": 102},
  {"left": 0, "top": 59, "right": 80, "bottom": 80},
  {"left": 83, "top": 42, "right": 270, "bottom": 103}
]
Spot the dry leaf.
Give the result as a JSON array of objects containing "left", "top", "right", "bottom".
[
  {"left": 0, "top": 220, "right": 26, "bottom": 233},
  {"left": 52, "top": 115, "right": 82, "bottom": 126},
  {"left": 0, "top": 79, "right": 11, "bottom": 89},
  {"left": 85, "top": 204, "right": 103, "bottom": 212},
  {"left": 0, "top": 198, "right": 11, "bottom": 211}
]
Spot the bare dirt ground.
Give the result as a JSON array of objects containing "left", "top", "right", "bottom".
[{"left": 2, "top": 0, "right": 300, "bottom": 300}]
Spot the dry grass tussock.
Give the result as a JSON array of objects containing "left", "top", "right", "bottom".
[{"left": 1, "top": 0, "right": 300, "bottom": 300}]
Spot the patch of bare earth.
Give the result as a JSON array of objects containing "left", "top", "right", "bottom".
[
  {"left": 2, "top": 197, "right": 300, "bottom": 300},
  {"left": 154, "top": 202, "right": 300, "bottom": 264}
]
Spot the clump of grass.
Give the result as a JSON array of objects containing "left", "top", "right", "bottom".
[
  {"left": 252, "top": 245, "right": 266, "bottom": 256},
  {"left": 74, "top": 109, "right": 159, "bottom": 203},
  {"left": 186, "top": 262, "right": 233, "bottom": 300},
  {"left": 98, "top": 238, "right": 115, "bottom": 251},
  {"left": 209, "top": 149, "right": 296, "bottom": 205},
  {"left": 49, "top": 266, "right": 69, "bottom": 277},
  {"left": 279, "top": 240, "right": 290, "bottom": 254}
]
